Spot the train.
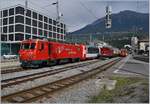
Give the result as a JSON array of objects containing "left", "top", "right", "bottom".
[
  {"left": 19, "top": 39, "right": 126, "bottom": 68},
  {"left": 119, "top": 49, "right": 128, "bottom": 57}
]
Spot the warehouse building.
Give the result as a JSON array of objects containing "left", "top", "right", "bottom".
[{"left": 0, "top": 4, "right": 66, "bottom": 55}]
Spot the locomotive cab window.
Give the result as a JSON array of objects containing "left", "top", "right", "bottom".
[{"left": 21, "top": 43, "right": 36, "bottom": 49}]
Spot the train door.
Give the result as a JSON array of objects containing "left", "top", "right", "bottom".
[{"left": 48, "top": 43, "right": 51, "bottom": 56}]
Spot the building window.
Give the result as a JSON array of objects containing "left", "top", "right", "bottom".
[
  {"left": 15, "top": 33, "right": 24, "bottom": 41},
  {"left": 15, "top": 24, "right": 24, "bottom": 32},
  {"left": 1, "top": 35, "right": 7, "bottom": 41},
  {"left": 26, "top": 18, "right": 31, "bottom": 25},
  {"left": 49, "top": 32, "right": 52, "bottom": 37},
  {"left": 53, "top": 33, "right": 56, "bottom": 38},
  {"left": 49, "top": 18, "right": 52, "bottom": 24},
  {"left": 39, "top": 14, "right": 43, "bottom": 21},
  {"left": 26, "top": 9, "right": 31, "bottom": 17},
  {"left": 9, "top": 8, "right": 14, "bottom": 16},
  {"left": 61, "top": 34, "right": 63, "bottom": 39},
  {"left": 44, "top": 23, "right": 47, "bottom": 29},
  {"left": 38, "top": 29, "right": 42, "bottom": 35},
  {"left": 38, "top": 22, "right": 43, "bottom": 28},
  {"left": 9, "top": 17, "right": 14, "bottom": 24},
  {"left": 3, "top": 18, "right": 8, "bottom": 25},
  {"left": 61, "top": 29, "right": 63, "bottom": 33},
  {"left": 44, "top": 31, "right": 47, "bottom": 37},
  {"left": 44, "top": 16, "right": 48, "bottom": 22},
  {"left": 3, "top": 26, "right": 7, "bottom": 33},
  {"left": 15, "top": 15, "right": 24, "bottom": 23},
  {"left": 33, "top": 12, "right": 37, "bottom": 19},
  {"left": 9, "top": 25, "right": 14, "bottom": 32},
  {"left": 57, "top": 28, "right": 60, "bottom": 33},
  {"left": 49, "top": 25, "right": 52, "bottom": 31},
  {"left": 26, "top": 26, "right": 31, "bottom": 33},
  {"left": 32, "top": 28, "right": 37, "bottom": 34},
  {"left": 53, "top": 20, "right": 56, "bottom": 26},
  {"left": 16, "top": 6, "right": 24, "bottom": 15},
  {"left": 61, "top": 23, "right": 63, "bottom": 28},
  {"left": 25, "top": 34, "right": 31, "bottom": 39},
  {"left": 53, "top": 26, "right": 56, "bottom": 32},
  {"left": 3, "top": 10, "right": 8, "bottom": 17},
  {"left": 32, "top": 20, "right": 37, "bottom": 27},
  {"left": 9, "top": 34, "right": 14, "bottom": 41}
]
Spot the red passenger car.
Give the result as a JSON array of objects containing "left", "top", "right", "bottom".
[
  {"left": 120, "top": 49, "right": 128, "bottom": 57},
  {"left": 19, "top": 39, "right": 86, "bottom": 67},
  {"left": 100, "top": 47, "right": 114, "bottom": 58}
]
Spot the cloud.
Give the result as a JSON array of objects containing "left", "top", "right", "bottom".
[{"left": 0, "top": 0, "right": 149, "bottom": 32}]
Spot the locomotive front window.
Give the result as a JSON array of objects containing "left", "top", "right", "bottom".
[
  {"left": 21, "top": 43, "right": 36, "bottom": 49},
  {"left": 22, "top": 43, "right": 30, "bottom": 49}
]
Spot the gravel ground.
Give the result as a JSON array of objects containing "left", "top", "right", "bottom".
[
  {"left": 2, "top": 58, "right": 118, "bottom": 96},
  {"left": 36, "top": 78, "right": 103, "bottom": 103}
]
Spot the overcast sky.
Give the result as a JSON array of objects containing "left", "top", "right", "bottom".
[{"left": 0, "top": 0, "right": 149, "bottom": 32}]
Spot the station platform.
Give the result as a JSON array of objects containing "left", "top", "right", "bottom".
[
  {"left": 113, "top": 55, "right": 149, "bottom": 77},
  {"left": 1, "top": 61, "right": 20, "bottom": 69}
]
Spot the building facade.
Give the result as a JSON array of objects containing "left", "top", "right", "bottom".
[{"left": 0, "top": 4, "right": 66, "bottom": 55}]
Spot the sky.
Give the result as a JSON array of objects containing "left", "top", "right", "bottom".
[{"left": 0, "top": 0, "right": 149, "bottom": 32}]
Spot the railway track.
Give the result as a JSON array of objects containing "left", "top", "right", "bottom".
[
  {"left": 1, "top": 67, "right": 29, "bottom": 74},
  {"left": 1, "top": 59, "right": 99, "bottom": 74},
  {"left": 1, "top": 58, "right": 121, "bottom": 103},
  {"left": 1, "top": 60, "right": 100, "bottom": 88}
]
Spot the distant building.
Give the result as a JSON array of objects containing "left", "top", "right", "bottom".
[
  {"left": 0, "top": 4, "right": 66, "bottom": 55},
  {"left": 138, "top": 38, "right": 149, "bottom": 52}
]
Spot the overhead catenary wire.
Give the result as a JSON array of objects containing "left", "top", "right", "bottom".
[{"left": 79, "top": 0, "right": 99, "bottom": 20}]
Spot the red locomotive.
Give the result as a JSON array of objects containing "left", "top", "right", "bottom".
[
  {"left": 19, "top": 39, "right": 123, "bottom": 68},
  {"left": 19, "top": 39, "right": 86, "bottom": 67}
]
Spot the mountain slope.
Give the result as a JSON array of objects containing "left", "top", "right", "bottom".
[{"left": 71, "top": 10, "right": 149, "bottom": 34}]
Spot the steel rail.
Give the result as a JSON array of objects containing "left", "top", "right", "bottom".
[
  {"left": 1, "top": 60, "right": 99, "bottom": 88},
  {"left": 1, "top": 58, "right": 121, "bottom": 103}
]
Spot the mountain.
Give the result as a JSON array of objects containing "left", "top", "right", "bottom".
[{"left": 71, "top": 10, "right": 149, "bottom": 34}]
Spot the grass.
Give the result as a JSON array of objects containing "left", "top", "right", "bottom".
[{"left": 89, "top": 76, "right": 148, "bottom": 103}]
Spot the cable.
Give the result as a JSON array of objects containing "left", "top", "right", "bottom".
[
  {"left": 79, "top": 0, "right": 99, "bottom": 20},
  {"left": 28, "top": 0, "right": 56, "bottom": 17}
]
